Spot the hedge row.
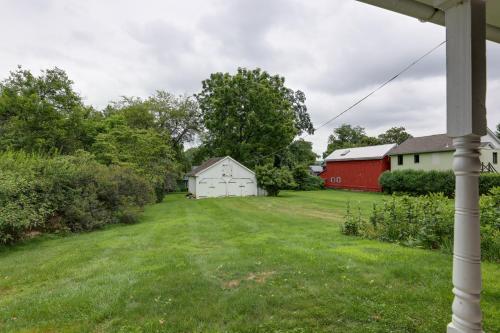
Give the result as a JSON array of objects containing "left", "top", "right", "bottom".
[
  {"left": 0, "top": 151, "right": 155, "bottom": 244},
  {"left": 379, "top": 170, "right": 500, "bottom": 196},
  {"left": 342, "top": 188, "right": 500, "bottom": 262}
]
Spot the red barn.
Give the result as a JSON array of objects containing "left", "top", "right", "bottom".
[{"left": 320, "top": 143, "right": 396, "bottom": 192}]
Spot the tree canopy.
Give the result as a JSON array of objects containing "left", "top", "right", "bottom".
[
  {"left": 282, "top": 139, "right": 318, "bottom": 168},
  {"left": 323, "top": 124, "right": 375, "bottom": 157},
  {"left": 378, "top": 126, "right": 412, "bottom": 144},
  {"left": 196, "top": 68, "right": 314, "bottom": 168},
  {"left": 0, "top": 66, "right": 98, "bottom": 154},
  {"left": 323, "top": 124, "right": 412, "bottom": 157}
]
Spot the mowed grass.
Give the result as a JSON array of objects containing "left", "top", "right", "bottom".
[{"left": 0, "top": 191, "right": 498, "bottom": 333}]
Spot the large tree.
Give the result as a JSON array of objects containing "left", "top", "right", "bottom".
[
  {"left": 100, "top": 91, "right": 201, "bottom": 192},
  {"left": 0, "top": 66, "right": 98, "bottom": 154},
  {"left": 196, "top": 68, "right": 314, "bottom": 167},
  {"left": 91, "top": 115, "right": 176, "bottom": 197},
  {"left": 281, "top": 139, "right": 318, "bottom": 168},
  {"left": 378, "top": 126, "right": 412, "bottom": 144},
  {"left": 105, "top": 91, "right": 201, "bottom": 150},
  {"left": 323, "top": 124, "right": 379, "bottom": 158}
]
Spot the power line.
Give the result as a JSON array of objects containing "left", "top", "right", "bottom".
[
  {"left": 249, "top": 40, "right": 446, "bottom": 165},
  {"left": 314, "top": 40, "right": 446, "bottom": 131}
]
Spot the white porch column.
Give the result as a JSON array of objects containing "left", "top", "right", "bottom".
[{"left": 435, "top": 1, "right": 487, "bottom": 332}]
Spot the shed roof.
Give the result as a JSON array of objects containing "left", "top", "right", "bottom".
[
  {"left": 325, "top": 143, "right": 397, "bottom": 162},
  {"left": 186, "top": 157, "right": 224, "bottom": 177}
]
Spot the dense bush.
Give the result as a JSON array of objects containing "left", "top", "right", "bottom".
[
  {"left": 291, "top": 166, "right": 324, "bottom": 191},
  {"left": 255, "top": 164, "right": 295, "bottom": 196},
  {"left": 0, "top": 151, "right": 154, "bottom": 244},
  {"left": 479, "top": 187, "right": 500, "bottom": 262},
  {"left": 379, "top": 170, "right": 500, "bottom": 196},
  {"left": 342, "top": 189, "right": 500, "bottom": 262},
  {"left": 479, "top": 173, "right": 500, "bottom": 196}
]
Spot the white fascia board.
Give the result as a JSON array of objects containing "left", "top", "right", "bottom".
[
  {"left": 356, "top": 0, "right": 500, "bottom": 43},
  {"left": 194, "top": 156, "right": 256, "bottom": 177}
]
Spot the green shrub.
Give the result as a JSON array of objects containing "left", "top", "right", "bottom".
[
  {"left": 380, "top": 170, "right": 500, "bottom": 196},
  {"left": 479, "top": 174, "right": 500, "bottom": 196},
  {"left": 0, "top": 151, "right": 154, "bottom": 244},
  {"left": 341, "top": 202, "right": 362, "bottom": 236},
  {"left": 255, "top": 164, "right": 295, "bottom": 197},
  {"left": 343, "top": 190, "right": 499, "bottom": 262},
  {"left": 291, "top": 166, "right": 324, "bottom": 191},
  {"left": 479, "top": 187, "right": 500, "bottom": 262}
]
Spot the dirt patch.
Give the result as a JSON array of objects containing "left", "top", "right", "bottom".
[
  {"left": 222, "top": 271, "right": 276, "bottom": 289},
  {"left": 245, "top": 271, "right": 275, "bottom": 283},
  {"left": 223, "top": 279, "right": 241, "bottom": 289}
]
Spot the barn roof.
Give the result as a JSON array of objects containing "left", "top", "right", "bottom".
[
  {"left": 186, "top": 157, "right": 224, "bottom": 176},
  {"left": 325, "top": 143, "right": 397, "bottom": 162}
]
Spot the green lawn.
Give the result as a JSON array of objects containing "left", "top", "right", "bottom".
[{"left": 0, "top": 190, "right": 498, "bottom": 333}]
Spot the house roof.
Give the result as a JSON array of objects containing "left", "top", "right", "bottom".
[
  {"left": 389, "top": 129, "right": 500, "bottom": 155},
  {"left": 309, "top": 165, "right": 324, "bottom": 173},
  {"left": 485, "top": 128, "right": 500, "bottom": 148},
  {"left": 186, "top": 157, "right": 224, "bottom": 176},
  {"left": 389, "top": 134, "right": 453, "bottom": 155},
  {"left": 325, "top": 143, "right": 397, "bottom": 162}
]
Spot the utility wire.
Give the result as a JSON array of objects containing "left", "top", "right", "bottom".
[
  {"left": 314, "top": 40, "right": 446, "bottom": 131},
  {"left": 250, "top": 40, "right": 446, "bottom": 165}
]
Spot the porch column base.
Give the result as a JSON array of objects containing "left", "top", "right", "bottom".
[{"left": 447, "top": 136, "right": 483, "bottom": 333}]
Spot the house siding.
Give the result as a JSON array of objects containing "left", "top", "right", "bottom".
[
  {"left": 390, "top": 148, "right": 500, "bottom": 171},
  {"left": 480, "top": 148, "right": 500, "bottom": 167},
  {"left": 391, "top": 151, "right": 454, "bottom": 171}
]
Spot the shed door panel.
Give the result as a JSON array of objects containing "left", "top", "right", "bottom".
[
  {"left": 227, "top": 178, "right": 255, "bottom": 196},
  {"left": 227, "top": 180, "right": 243, "bottom": 196},
  {"left": 199, "top": 178, "right": 226, "bottom": 197}
]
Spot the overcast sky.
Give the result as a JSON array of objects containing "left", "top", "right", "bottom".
[{"left": 1, "top": 0, "right": 499, "bottom": 154}]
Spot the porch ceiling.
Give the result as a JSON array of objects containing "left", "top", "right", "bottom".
[{"left": 357, "top": 0, "right": 500, "bottom": 43}]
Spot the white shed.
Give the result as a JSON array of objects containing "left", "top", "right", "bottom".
[{"left": 186, "top": 156, "right": 260, "bottom": 199}]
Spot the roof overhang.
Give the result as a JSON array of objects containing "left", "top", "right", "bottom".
[
  {"left": 356, "top": 0, "right": 500, "bottom": 44},
  {"left": 325, "top": 157, "right": 387, "bottom": 162}
]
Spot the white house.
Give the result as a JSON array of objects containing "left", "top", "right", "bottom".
[
  {"left": 186, "top": 156, "right": 261, "bottom": 199},
  {"left": 389, "top": 128, "right": 500, "bottom": 172}
]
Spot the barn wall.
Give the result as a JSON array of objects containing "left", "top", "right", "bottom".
[{"left": 320, "top": 157, "right": 390, "bottom": 192}]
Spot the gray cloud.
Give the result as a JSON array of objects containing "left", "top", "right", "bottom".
[
  {"left": 0, "top": 0, "right": 498, "bottom": 155},
  {"left": 200, "top": 0, "right": 300, "bottom": 66}
]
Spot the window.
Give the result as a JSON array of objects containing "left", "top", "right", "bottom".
[
  {"left": 397, "top": 155, "right": 403, "bottom": 165},
  {"left": 494, "top": 152, "right": 498, "bottom": 164},
  {"left": 414, "top": 154, "right": 420, "bottom": 164}
]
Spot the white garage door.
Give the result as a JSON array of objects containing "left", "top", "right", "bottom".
[
  {"left": 199, "top": 178, "right": 226, "bottom": 198},
  {"left": 227, "top": 178, "right": 255, "bottom": 196}
]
